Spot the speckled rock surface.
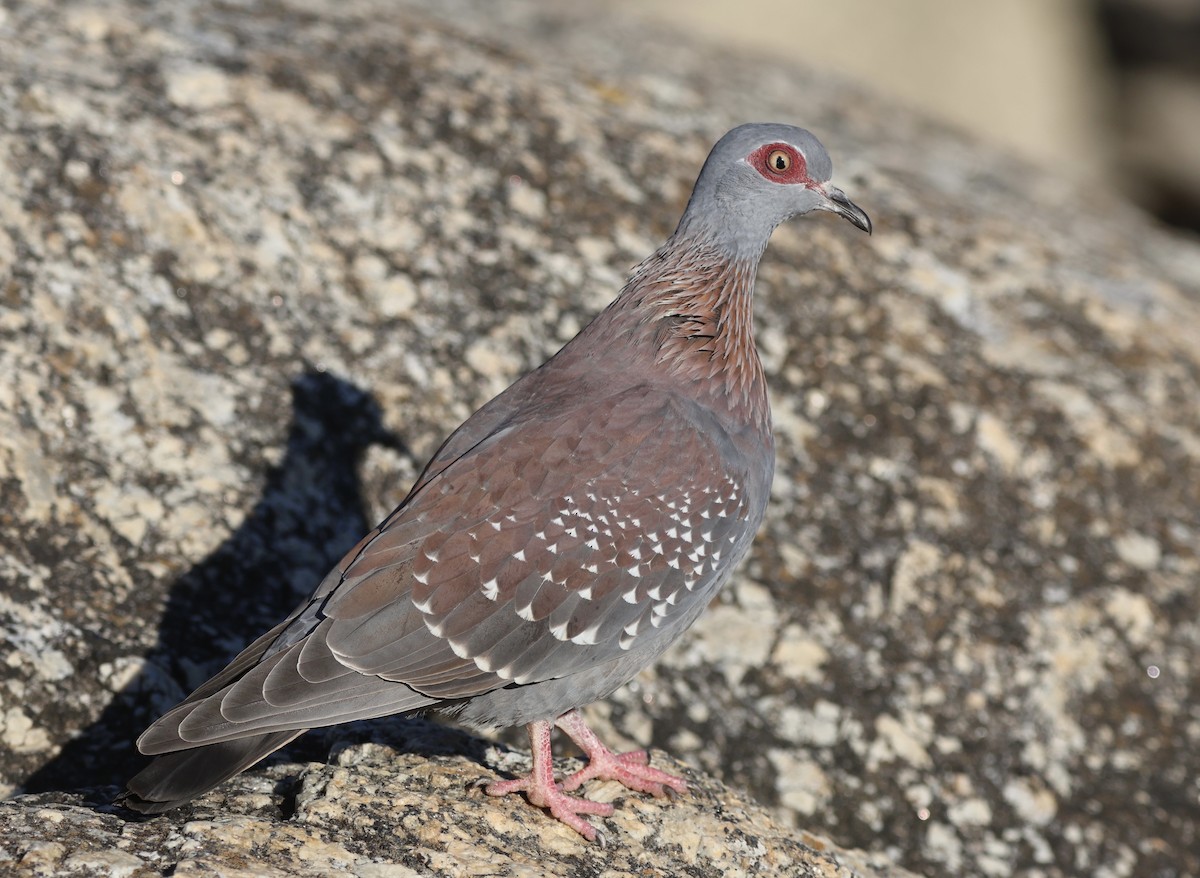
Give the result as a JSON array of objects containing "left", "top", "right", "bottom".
[
  {"left": 1, "top": 1, "right": 1198, "bottom": 877},
  {"left": 2, "top": 721, "right": 916, "bottom": 878}
]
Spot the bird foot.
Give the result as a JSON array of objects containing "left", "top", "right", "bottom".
[
  {"left": 555, "top": 709, "right": 688, "bottom": 797},
  {"left": 561, "top": 746, "right": 687, "bottom": 797},
  {"left": 486, "top": 713, "right": 686, "bottom": 841},
  {"left": 485, "top": 773, "right": 613, "bottom": 842}
]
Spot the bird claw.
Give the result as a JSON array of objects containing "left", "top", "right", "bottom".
[
  {"left": 485, "top": 774, "right": 613, "bottom": 841},
  {"left": 560, "top": 746, "right": 687, "bottom": 798},
  {"left": 466, "top": 776, "right": 493, "bottom": 794}
]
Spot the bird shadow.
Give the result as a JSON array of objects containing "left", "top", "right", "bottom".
[{"left": 22, "top": 368, "right": 490, "bottom": 806}]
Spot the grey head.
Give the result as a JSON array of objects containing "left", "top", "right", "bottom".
[{"left": 675, "top": 122, "right": 871, "bottom": 257}]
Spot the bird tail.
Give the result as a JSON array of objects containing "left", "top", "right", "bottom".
[
  {"left": 117, "top": 729, "right": 305, "bottom": 814},
  {"left": 117, "top": 615, "right": 306, "bottom": 814}
]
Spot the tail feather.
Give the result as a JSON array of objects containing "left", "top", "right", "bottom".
[{"left": 117, "top": 730, "right": 304, "bottom": 814}]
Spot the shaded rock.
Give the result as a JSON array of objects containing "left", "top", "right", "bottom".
[{"left": 1, "top": 0, "right": 1198, "bottom": 876}]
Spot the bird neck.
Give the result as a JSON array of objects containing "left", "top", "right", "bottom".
[{"left": 600, "top": 229, "right": 770, "bottom": 429}]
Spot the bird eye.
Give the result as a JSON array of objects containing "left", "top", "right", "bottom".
[{"left": 749, "top": 143, "right": 808, "bottom": 184}]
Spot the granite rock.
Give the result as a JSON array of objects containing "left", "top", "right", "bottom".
[
  {"left": 2, "top": 720, "right": 917, "bottom": 878},
  {"left": 1, "top": 0, "right": 1198, "bottom": 876}
]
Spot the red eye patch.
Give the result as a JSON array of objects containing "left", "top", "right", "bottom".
[{"left": 747, "top": 142, "right": 810, "bottom": 185}]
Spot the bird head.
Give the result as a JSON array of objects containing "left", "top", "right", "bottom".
[{"left": 677, "top": 123, "right": 871, "bottom": 257}]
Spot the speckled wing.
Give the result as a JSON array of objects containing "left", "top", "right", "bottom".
[
  {"left": 323, "top": 385, "right": 755, "bottom": 693},
  {"left": 140, "top": 385, "right": 756, "bottom": 749}
]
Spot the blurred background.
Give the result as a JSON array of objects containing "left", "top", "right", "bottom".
[{"left": 610, "top": 0, "right": 1200, "bottom": 233}]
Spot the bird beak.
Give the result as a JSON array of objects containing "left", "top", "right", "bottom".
[{"left": 819, "top": 185, "right": 872, "bottom": 235}]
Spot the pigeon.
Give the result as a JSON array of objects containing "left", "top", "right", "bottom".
[{"left": 119, "top": 123, "right": 871, "bottom": 840}]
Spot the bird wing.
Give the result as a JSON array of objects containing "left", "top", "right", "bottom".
[
  {"left": 324, "top": 384, "right": 755, "bottom": 689},
  {"left": 140, "top": 385, "right": 754, "bottom": 751}
]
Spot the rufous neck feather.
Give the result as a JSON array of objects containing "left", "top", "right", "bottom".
[{"left": 606, "top": 230, "right": 770, "bottom": 428}]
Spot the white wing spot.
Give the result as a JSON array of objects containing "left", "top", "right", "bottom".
[
  {"left": 513, "top": 549, "right": 526, "bottom": 562},
  {"left": 585, "top": 538, "right": 599, "bottom": 551},
  {"left": 571, "top": 624, "right": 602, "bottom": 645},
  {"left": 515, "top": 603, "right": 536, "bottom": 622},
  {"left": 413, "top": 570, "right": 430, "bottom": 586},
  {"left": 622, "top": 588, "right": 640, "bottom": 604}
]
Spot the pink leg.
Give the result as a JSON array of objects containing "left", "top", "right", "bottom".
[
  {"left": 555, "top": 709, "right": 688, "bottom": 797},
  {"left": 485, "top": 719, "right": 614, "bottom": 841}
]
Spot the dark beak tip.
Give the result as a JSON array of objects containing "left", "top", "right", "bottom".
[{"left": 824, "top": 188, "right": 872, "bottom": 236}]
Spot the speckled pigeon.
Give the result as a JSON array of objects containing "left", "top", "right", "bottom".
[{"left": 119, "top": 123, "right": 871, "bottom": 839}]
